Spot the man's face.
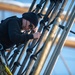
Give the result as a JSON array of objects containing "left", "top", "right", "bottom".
[{"left": 22, "top": 19, "right": 35, "bottom": 31}]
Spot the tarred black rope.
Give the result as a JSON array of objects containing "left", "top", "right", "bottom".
[
  {"left": 59, "top": 25, "right": 75, "bottom": 34},
  {"left": 32, "top": 0, "right": 46, "bottom": 12}
]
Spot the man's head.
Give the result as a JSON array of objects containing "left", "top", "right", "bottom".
[{"left": 22, "top": 12, "right": 38, "bottom": 31}]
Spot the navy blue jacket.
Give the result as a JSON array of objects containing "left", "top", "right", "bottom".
[{"left": 0, "top": 16, "right": 33, "bottom": 49}]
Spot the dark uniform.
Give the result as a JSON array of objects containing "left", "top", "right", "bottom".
[{"left": 0, "top": 16, "right": 33, "bottom": 49}]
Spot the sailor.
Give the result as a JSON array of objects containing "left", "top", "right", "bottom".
[{"left": 0, "top": 12, "right": 41, "bottom": 50}]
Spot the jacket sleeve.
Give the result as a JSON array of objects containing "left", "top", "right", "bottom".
[{"left": 8, "top": 19, "right": 33, "bottom": 44}]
